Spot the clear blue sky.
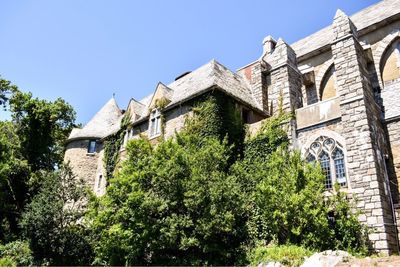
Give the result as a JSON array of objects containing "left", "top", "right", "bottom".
[{"left": 0, "top": 0, "right": 379, "bottom": 124}]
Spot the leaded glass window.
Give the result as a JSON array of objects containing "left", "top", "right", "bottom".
[
  {"left": 320, "top": 151, "right": 332, "bottom": 189},
  {"left": 305, "top": 136, "right": 347, "bottom": 189},
  {"left": 333, "top": 148, "right": 346, "bottom": 186}
]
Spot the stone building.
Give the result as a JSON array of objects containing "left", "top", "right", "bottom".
[{"left": 64, "top": 0, "right": 400, "bottom": 253}]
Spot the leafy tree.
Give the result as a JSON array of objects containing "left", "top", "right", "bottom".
[
  {"left": 89, "top": 97, "right": 368, "bottom": 265},
  {"left": 233, "top": 114, "right": 367, "bottom": 252},
  {"left": 20, "top": 165, "right": 93, "bottom": 265},
  {"left": 9, "top": 90, "right": 76, "bottom": 172},
  {"left": 89, "top": 135, "right": 248, "bottom": 265},
  {"left": 0, "top": 121, "right": 30, "bottom": 242},
  {"left": 0, "top": 77, "right": 18, "bottom": 109}
]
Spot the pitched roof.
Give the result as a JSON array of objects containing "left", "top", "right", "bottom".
[
  {"left": 166, "top": 59, "right": 259, "bottom": 110},
  {"left": 131, "top": 59, "right": 261, "bottom": 122},
  {"left": 292, "top": 0, "right": 400, "bottom": 58},
  {"left": 68, "top": 97, "right": 123, "bottom": 141}
]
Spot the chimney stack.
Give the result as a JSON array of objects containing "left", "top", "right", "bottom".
[{"left": 262, "top": 35, "right": 277, "bottom": 55}]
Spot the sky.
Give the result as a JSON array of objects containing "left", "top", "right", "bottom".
[{"left": 0, "top": 0, "right": 379, "bottom": 124}]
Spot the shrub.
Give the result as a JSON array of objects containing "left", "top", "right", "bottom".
[
  {"left": 0, "top": 240, "right": 33, "bottom": 266},
  {"left": 248, "top": 244, "right": 313, "bottom": 267}
]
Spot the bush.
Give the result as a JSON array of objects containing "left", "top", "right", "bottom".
[
  {"left": 0, "top": 257, "right": 16, "bottom": 267},
  {"left": 20, "top": 166, "right": 93, "bottom": 265},
  {"left": 0, "top": 240, "right": 33, "bottom": 266},
  {"left": 248, "top": 244, "right": 313, "bottom": 267},
  {"left": 89, "top": 98, "right": 369, "bottom": 265},
  {"left": 89, "top": 136, "right": 249, "bottom": 265}
]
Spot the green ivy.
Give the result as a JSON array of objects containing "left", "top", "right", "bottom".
[
  {"left": 103, "top": 111, "right": 132, "bottom": 180},
  {"left": 184, "top": 91, "right": 245, "bottom": 156}
]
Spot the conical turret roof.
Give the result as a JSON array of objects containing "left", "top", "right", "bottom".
[{"left": 68, "top": 97, "right": 123, "bottom": 141}]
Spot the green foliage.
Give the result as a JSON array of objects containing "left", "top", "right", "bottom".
[
  {"left": 89, "top": 96, "right": 369, "bottom": 265},
  {"left": 0, "top": 121, "right": 30, "bottom": 242},
  {"left": 326, "top": 184, "right": 369, "bottom": 254},
  {"left": 89, "top": 134, "right": 248, "bottom": 265},
  {"left": 0, "top": 257, "right": 16, "bottom": 267},
  {"left": 0, "top": 77, "right": 18, "bottom": 109},
  {"left": 235, "top": 114, "right": 368, "bottom": 253},
  {"left": 9, "top": 90, "right": 76, "bottom": 172},
  {"left": 184, "top": 92, "right": 245, "bottom": 155},
  {"left": 20, "top": 165, "right": 93, "bottom": 265},
  {"left": 248, "top": 244, "right": 313, "bottom": 267},
  {"left": 0, "top": 240, "right": 33, "bottom": 266},
  {"left": 103, "top": 131, "right": 124, "bottom": 179}
]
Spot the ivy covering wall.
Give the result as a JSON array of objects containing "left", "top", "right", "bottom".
[{"left": 91, "top": 91, "right": 368, "bottom": 266}]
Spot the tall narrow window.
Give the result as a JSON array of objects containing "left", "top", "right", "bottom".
[
  {"left": 242, "top": 109, "right": 250, "bottom": 124},
  {"left": 97, "top": 174, "right": 103, "bottom": 189},
  {"left": 319, "top": 151, "right": 332, "bottom": 189},
  {"left": 149, "top": 109, "right": 161, "bottom": 138},
  {"left": 306, "top": 84, "right": 318, "bottom": 105},
  {"left": 88, "top": 140, "right": 96, "bottom": 153},
  {"left": 333, "top": 148, "right": 347, "bottom": 186}
]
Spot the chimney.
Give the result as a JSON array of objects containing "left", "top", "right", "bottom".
[{"left": 262, "top": 35, "right": 277, "bottom": 55}]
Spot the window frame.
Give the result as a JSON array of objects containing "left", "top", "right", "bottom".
[
  {"left": 149, "top": 109, "right": 162, "bottom": 138},
  {"left": 306, "top": 136, "right": 348, "bottom": 189},
  {"left": 87, "top": 139, "right": 97, "bottom": 154}
]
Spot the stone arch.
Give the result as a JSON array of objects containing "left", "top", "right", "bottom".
[
  {"left": 314, "top": 59, "right": 333, "bottom": 92},
  {"left": 319, "top": 64, "right": 337, "bottom": 101},
  {"left": 301, "top": 129, "right": 345, "bottom": 156},
  {"left": 380, "top": 38, "right": 400, "bottom": 85},
  {"left": 373, "top": 30, "right": 400, "bottom": 88},
  {"left": 301, "top": 130, "right": 350, "bottom": 189}
]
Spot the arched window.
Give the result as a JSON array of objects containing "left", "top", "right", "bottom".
[
  {"left": 306, "top": 136, "right": 347, "bottom": 189},
  {"left": 320, "top": 65, "right": 337, "bottom": 101},
  {"left": 381, "top": 40, "right": 400, "bottom": 85}
]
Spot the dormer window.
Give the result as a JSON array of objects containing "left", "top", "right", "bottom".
[
  {"left": 149, "top": 109, "right": 161, "bottom": 138},
  {"left": 88, "top": 140, "right": 96, "bottom": 154}
]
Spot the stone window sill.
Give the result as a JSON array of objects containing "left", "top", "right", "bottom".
[{"left": 149, "top": 133, "right": 162, "bottom": 140}]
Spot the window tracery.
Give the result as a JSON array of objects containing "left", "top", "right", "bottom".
[{"left": 306, "top": 136, "right": 347, "bottom": 189}]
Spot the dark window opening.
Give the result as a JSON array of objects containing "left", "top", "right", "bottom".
[
  {"left": 88, "top": 140, "right": 96, "bottom": 153},
  {"left": 306, "top": 84, "right": 318, "bottom": 105},
  {"left": 242, "top": 109, "right": 250, "bottom": 124},
  {"left": 97, "top": 174, "right": 103, "bottom": 189}
]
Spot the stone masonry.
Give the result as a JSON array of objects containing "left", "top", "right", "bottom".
[{"left": 64, "top": 0, "right": 400, "bottom": 254}]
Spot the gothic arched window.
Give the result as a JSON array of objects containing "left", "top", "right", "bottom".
[{"left": 306, "top": 136, "right": 347, "bottom": 189}]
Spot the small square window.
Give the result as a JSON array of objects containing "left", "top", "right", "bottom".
[{"left": 88, "top": 140, "right": 96, "bottom": 153}]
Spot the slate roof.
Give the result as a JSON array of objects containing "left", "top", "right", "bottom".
[
  {"left": 132, "top": 59, "right": 261, "bottom": 120},
  {"left": 292, "top": 0, "right": 400, "bottom": 58},
  {"left": 68, "top": 60, "right": 260, "bottom": 141},
  {"left": 68, "top": 98, "right": 123, "bottom": 141}
]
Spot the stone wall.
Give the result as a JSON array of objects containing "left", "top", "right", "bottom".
[
  {"left": 386, "top": 120, "right": 400, "bottom": 197},
  {"left": 382, "top": 79, "right": 400, "bottom": 119},
  {"left": 331, "top": 10, "right": 398, "bottom": 253},
  {"left": 64, "top": 139, "right": 102, "bottom": 191}
]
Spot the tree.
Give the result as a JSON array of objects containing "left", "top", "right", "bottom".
[
  {"left": 89, "top": 135, "right": 249, "bottom": 265},
  {"left": 0, "top": 77, "right": 18, "bottom": 109},
  {"left": 89, "top": 97, "right": 368, "bottom": 265},
  {"left": 20, "top": 165, "right": 93, "bottom": 265},
  {"left": 0, "top": 80, "right": 77, "bottom": 244},
  {"left": 0, "top": 121, "right": 30, "bottom": 242},
  {"left": 9, "top": 90, "right": 76, "bottom": 172}
]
